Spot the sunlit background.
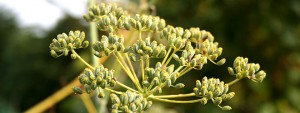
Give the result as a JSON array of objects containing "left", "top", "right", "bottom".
[{"left": 0, "top": 0, "right": 300, "bottom": 113}]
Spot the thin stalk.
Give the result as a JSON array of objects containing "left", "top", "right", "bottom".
[
  {"left": 116, "top": 81, "right": 138, "bottom": 92},
  {"left": 162, "top": 47, "right": 172, "bottom": 65},
  {"left": 104, "top": 88, "right": 123, "bottom": 95},
  {"left": 113, "top": 53, "right": 142, "bottom": 91},
  {"left": 141, "top": 56, "right": 145, "bottom": 81},
  {"left": 124, "top": 53, "right": 139, "bottom": 82},
  {"left": 177, "top": 67, "right": 193, "bottom": 78},
  {"left": 71, "top": 50, "right": 94, "bottom": 70},
  {"left": 149, "top": 97, "right": 202, "bottom": 104},
  {"left": 153, "top": 93, "right": 195, "bottom": 99},
  {"left": 228, "top": 78, "right": 242, "bottom": 86},
  {"left": 164, "top": 49, "right": 178, "bottom": 66}
]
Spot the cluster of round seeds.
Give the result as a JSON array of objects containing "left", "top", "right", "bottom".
[
  {"left": 143, "top": 62, "right": 181, "bottom": 93},
  {"left": 193, "top": 77, "right": 234, "bottom": 110},
  {"left": 73, "top": 65, "right": 116, "bottom": 98},
  {"left": 126, "top": 14, "right": 166, "bottom": 32},
  {"left": 160, "top": 26, "right": 191, "bottom": 50},
  {"left": 228, "top": 57, "right": 266, "bottom": 82},
  {"left": 130, "top": 37, "right": 167, "bottom": 58},
  {"left": 49, "top": 31, "right": 89, "bottom": 58},
  {"left": 93, "top": 34, "right": 125, "bottom": 58},
  {"left": 110, "top": 91, "right": 152, "bottom": 113}
]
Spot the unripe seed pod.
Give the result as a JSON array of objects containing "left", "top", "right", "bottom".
[
  {"left": 110, "top": 94, "right": 120, "bottom": 104},
  {"left": 84, "top": 84, "right": 91, "bottom": 94},
  {"left": 98, "top": 91, "right": 105, "bottom": 98},
  {"left": 213, "top": 97, "right": 222, "bottom": 105},
  {"left": 50, "top": 50, "right": 59, "bottom": 58},
  {"left": 221, "top": 106, "right": 232, "bottom": 110},
  {"left": 193, "top": 88, "right": 200, "bottom": 96},
  {"left": 73, "top": 86, "right": 83, "bottom": 94},
  {"left": 120, "top": 93, "right": 129, "bottom": 105},
  {"left": 200, "top": 98, "right": 207, "bottom": 105},
  {"left": 196, "top": 80, "right": 201, "bottom": 88},
  {"left": 174, "top": 83, "right": 185, "bottom": 89},
  {"left": 228, "top": 67, "right": 235, "bottom": 75},
  {"left": 216, "top": 58, "right": 226, "bottom": 66}
]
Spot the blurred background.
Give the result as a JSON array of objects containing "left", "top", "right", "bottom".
[{"left": 0, "top": 0, "right": 300, "bottom": 113}]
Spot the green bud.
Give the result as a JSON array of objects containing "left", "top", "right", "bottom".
[
  {"left": 174, "top": 83, "right": 185, "bottom": 89},
  {"left": 221, "top": 106, "right": 232, "bottom": 110},
  {"left": 84, "top": 84, "right": 91, "bottom": 94},
  {"left": 120, "top": 93, "right": 129, "bottom": 105},
  {"left": 50, "top": 50, "right": 59, "bottom": 58},
  {"left": 228, "top": 67, "right": 235, "bottom": 75},
  {"left": 216, "top": 58, "right": 226, "bottom": 66},
  {"left": 124, "top": 22, "right": 130, "bottom": 30},
  {"left": 173, "top": 54, "right": 180, "bottom": 61},
  {"left": 193, "top": 87, "right": 200, "bottom": 96},
  {"left": 200, "top": 98, "right": 208, "bottom": 105},
  {"left": 145, "top": 101, "right": 152, "bottom": 110},
  {"left": 73, "top": 86, "right": 83, "bottom": 94},
  {"left": 196, "top": 80, "right": 202, "bottom": 88},
  {"left": 98, "top": 91, "right": 105, "bottom": 98},
  {"left": 136, "top": 21, "right": 142, "bottom": 30},
  {"left": 213, "top": 97, "right": 222, "bottom": 105},
  {"left": 129, "top": 103, "right": 137, "bottom": 111},
  {"left": 165, "top": 79, "right": 172, "bottom": 87},
  {"left": 110, "top": 94, "right": 120, "bottom": 104}
]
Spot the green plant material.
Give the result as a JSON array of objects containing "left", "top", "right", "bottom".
[{"left": 49, "top": 3, "right": 267, "bottom": 112}]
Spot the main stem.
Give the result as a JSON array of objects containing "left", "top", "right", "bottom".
[{"left": 87, "top": 0, "right": 109, "bottom": 113}]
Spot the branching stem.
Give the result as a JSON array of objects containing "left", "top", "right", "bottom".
[{"left": 71, "top": 50, "right": 94, "bottom": 70}]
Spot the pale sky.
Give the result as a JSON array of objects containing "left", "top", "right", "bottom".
[{"left": 0, "top": 0, "right": 87, "bottom": 29}]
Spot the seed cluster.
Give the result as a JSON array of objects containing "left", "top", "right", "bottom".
[
  {"left": 143, "top": 63, "right": 182, "bottom": 92},
  {"left": 130, "top": 37, "right": 167, "bottom": 58},
  {"left": 193, "top": 77, "right": 234, "bottom": 110},
  {"left": 73, "top": 65, "right": 116, "bottom": 98},
  {"left": 228, "top": 57, "right": 266, "bottom": 82},
  {"left": 49, "top": 31, "right": 89, "bottom": 58},
  {"left": 47, "top": 3, "right": 268, "bottom": 112},
  {"left": 110, "top": 91, "right": 152, "bottom": 113},
  {"left": 93, "top": 34, "right": 125, "bottom": 58}
]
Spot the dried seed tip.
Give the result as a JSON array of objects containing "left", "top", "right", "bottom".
[
  {"left": 228, "top": 67, "right": 235, "bottom": 75},
  {"left": 216, "top": 58, "right": 226, "bottom": 66},
  {"left": 221, "top": 106, "right": 232, "bottom": 110},
  {"left": 174, "top": 83, "right": 185, "bottom": 89},
  {"left": 73, "top": 86, "right": 83, "bottom": 94}
]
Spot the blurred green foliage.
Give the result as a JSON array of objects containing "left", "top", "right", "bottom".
[{"left": 0, "top": 0, "right": 300, "bottom": 113}]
